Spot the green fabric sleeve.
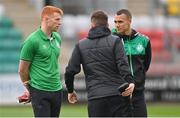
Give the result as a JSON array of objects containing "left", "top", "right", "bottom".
[{"left": 20, "top": 39, "right": 37, "bottom": 61}]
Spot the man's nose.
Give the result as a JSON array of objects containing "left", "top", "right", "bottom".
[
  {"left": 59, "top": 20, "right": 62, "bottom": 25},
  {"left": 116, "top": 23, "right": 121, "bottom": 27}
]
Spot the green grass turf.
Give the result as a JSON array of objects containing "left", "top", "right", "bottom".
[
  {"left": 147, "top": 103, "right": 180, "bottom": 117},
  {"left": 0, "top": 103, "right": 180, "bottom": 117},
  {"left": 0, "top": 103, "right": 88, "bottom": 117}
]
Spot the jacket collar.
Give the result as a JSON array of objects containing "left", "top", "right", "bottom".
[
  {"left": 112, "top": 28, "right": 138, "bottom": 40},
  {"left": 87, "top": 26, "right": 111, "bottom": 39}
]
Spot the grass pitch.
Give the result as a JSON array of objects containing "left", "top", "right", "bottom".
[{"left": 0, "top": 103, "right": 180, "bottom": 117}]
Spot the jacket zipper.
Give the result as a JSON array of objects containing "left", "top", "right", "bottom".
[{"left": 127, "top": 38, "right": 134, "bottom": 76}]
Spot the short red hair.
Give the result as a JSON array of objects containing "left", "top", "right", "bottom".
[{"left": 41, "top": 6, "right": 63, "bottom": 20}]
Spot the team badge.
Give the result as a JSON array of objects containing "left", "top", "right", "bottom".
[{"left": 136, "top": 44, "right": 144, "bottom": 53}]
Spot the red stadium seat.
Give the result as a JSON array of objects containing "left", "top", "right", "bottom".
[
  {"left": 137, "top": 29, "right": 172, "bottom": 62},
  {"left": 77, "top": 30, "right": 88, "bottom": 40},
  {"left": 167, "top": 30, "right": 180, "bottom": 49}
]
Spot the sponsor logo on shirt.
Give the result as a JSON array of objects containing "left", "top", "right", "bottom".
[{"left": 43, "top": 44, "right": 47, "bottom": 49}]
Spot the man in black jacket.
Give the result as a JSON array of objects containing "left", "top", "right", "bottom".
[
  {"left": 65, "top": 10, "right": 135, "bottom": 117},
  {"left": 112, "top": 9, "right": 152, "bottom": 117}
]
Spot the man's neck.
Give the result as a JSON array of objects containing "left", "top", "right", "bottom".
[
  {"left": 124, "top": 28, "right": 132, "bottom": 36},
  {"left": 41, "top": 25, "right": 51, "bottom": 38}
]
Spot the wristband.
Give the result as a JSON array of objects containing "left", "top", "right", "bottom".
[
  {"left": 23, "top": 81, "right": 30, "bottom": 91},
  {"left": 23, "top": 81, "right": 29, "bottom": 86}
]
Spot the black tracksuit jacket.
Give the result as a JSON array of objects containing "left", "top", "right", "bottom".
[
  {"left": 65, "top": 26, "right": 134, "bottom": 100},
  {"left": 112, "top": 29, "right": 151, "bottom": 92}
]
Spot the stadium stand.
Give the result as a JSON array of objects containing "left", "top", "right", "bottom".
[
  {"left": 137, "top": 29, "right": 172, "bottom": 62},
  {"left": 0, "top": 16, "right": 13, "bottom": 28},
  {"left": 167, "top": 0, "right": 180, "bottom": 16},
  {"left": 0, "top": 15, "right": 22, "bottom": 73},
  {"left": 77, "top": 30, "right": 88, "bottom": 40},
  {"left": 0, "top": 4, "right": 5, "bottom": 17},
  {"left": 168, "top": 30, "right": 180, "bottom": 50}
]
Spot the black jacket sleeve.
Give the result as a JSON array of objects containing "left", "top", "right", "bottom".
[
  {"left": 144, "top": 40, "right": 151, "bottom": 72},
  {"left": 114, "top": 38, "right": 134, "bottom": 84},
  {"left": 65, "top": 44, "right": 81, "bottom": 93}
]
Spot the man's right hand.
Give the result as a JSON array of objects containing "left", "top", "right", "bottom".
[
  {"left": 68, "top": 91, "right": 78, "bottom": 104},
  {"left": 18, "top": 91, "right": 31, "bottom": 104},
  {"left": 122, "top": 83, "right": 135, "bottom": 97}
]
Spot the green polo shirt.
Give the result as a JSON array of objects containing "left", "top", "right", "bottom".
[{"left": 20, "top": 28, "right": 62, "bottom": 91}]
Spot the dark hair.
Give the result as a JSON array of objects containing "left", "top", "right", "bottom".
[
  {"left": 91, "top": 10, "right": 108, "bottom": 26},
  {"left": 116, "top": 9, "right": 132, "bottom": 20}
]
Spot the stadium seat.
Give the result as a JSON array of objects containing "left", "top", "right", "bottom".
[
  {"left": 137, "top": 29, "right": 172, "bottom": 62},
  {"left": 151, "top": 38, "right": 164, "bottom": 51},
  {"left": 0, "top": 63, "right": 19, "bottom": 73},
  {"left": 0, "top": 28, "right": 23, "bottom": 39},
  {"left": 167, "top": 0, "right": 180, "bottom": 16},
  {"left": 152, "top": 49, "right": 172, "bottom": 62},
  {"left": 77, "top": 30, "right": 88, "bottom": 40},
  {"left": 0, "top": 39, "right": 21, "bottom": 50},
  {"left": 0, "top": 16, "right": 13, "bottom": 28},
  {"left": 0, "top": 16, "right": 22, "bottom": 73},
  {"left": 138, "top": 29, "right": 164, "bottom": 50},
  {"left": 168, "top": 30, "right": 180, "bottom": 50},
  {"left": 0, "top": 51, "right": 20, "bottom": 62}
]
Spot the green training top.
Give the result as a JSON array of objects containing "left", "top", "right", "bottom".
[{"left": 20, "top": 28, "right": 62, "bottom": 91}]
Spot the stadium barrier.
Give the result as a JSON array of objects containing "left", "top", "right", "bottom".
[{"left": 1, "top": 74, "right": 180, "bottom": 105}]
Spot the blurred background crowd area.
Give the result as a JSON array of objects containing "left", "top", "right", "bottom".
[{"left": 0, "top": 0, "right": 180, "bottom": 105}]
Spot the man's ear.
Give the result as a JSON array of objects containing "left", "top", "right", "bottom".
[
  {"left": 42, "top": 15, "right": 48, "bottom": 22},
  {"left": 45, "top": 16, "right": 49, "bottom": 22},
  {"left": 91, "top": 22, "right": 95, "bottom": 28},
  {"left": 107, "top": 23, "right": 109, "bottom": 27}
]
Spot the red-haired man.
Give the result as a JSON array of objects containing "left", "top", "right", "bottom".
[{"left": 19, "top": 6, "right": 63, "bottom": 117}]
